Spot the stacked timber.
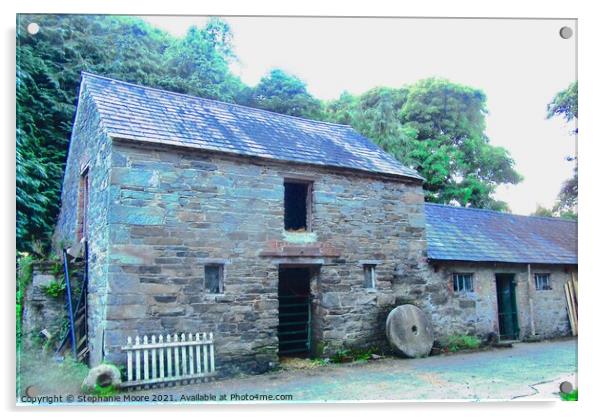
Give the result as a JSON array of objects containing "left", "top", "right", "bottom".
[{"left": 564, "top": 273, "right": 578, "bottom": 336}]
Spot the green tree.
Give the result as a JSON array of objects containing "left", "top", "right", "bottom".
[
  {"left": 532, "top": 204, "right": 554, "bottom": 217},
  {"left": 16, "top": 15, "right": 242, "bottom": 252},
  {"left": 547, "top": 81, "right": 578, "bottom": 129},
  {"left": 346, "top": 87, "right": 418, "bottom": 164},
  {"left": 325, "top": 90, "right": 357, "bottom": 125},
  {"left": 402, "top": 79, "right": 521, "bottom": 209},
  {"left": 244, "top": 69, "right": 323, "bottom": 119},
  {"left": 547, "top": 81, "right": 578, "bottom": 218},
  {"left": 161, "top": 19, "right": 245, "bottom": 101},
  {"left": 326, "top": 78, "right": 521, "bottom": 210},
  {"left": 554, "top": 175, "right": 577, "bottom": 219}
]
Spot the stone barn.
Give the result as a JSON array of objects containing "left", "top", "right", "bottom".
[{"left": 55, "top": 73, "right": 577, "bottom": 376}]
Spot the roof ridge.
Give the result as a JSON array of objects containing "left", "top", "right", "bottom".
[
  {"left": 81, "top": 71, "right": 354, "bottom": 129},
  {"left": 424, "top": 202, "right": 577, "bottom": 223}
]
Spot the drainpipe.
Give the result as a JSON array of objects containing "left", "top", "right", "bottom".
[{"left": 527, "top": 263, "right": 535, "bottom": 337}]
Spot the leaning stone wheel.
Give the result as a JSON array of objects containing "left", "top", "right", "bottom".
[{"left": 386, "top": 304, "right": 434, "bottom": 358}]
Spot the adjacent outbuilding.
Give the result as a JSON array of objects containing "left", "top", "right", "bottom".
[{"left": 423, "top": 203, "right": 577, "bottom": 340}]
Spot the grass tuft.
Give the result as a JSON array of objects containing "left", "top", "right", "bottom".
[
  {"left": 331, "top": 347, "right": 378, "bottom": 363},
  {"left": 444, "top": 334, "right": 481, "bottom": 353}
]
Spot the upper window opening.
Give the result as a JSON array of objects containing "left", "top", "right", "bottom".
[
  {"left": 204, "top": 264, "right": 224, "bottom": 294},
  {"left": 284, "top": 180, "right": 312, "bottom": 232},
  {"left": 453, "top": 273, "right": 474, "bottom": 293},
  {"left": 534, "top": 273, "right": 552, "bottom": 290}
]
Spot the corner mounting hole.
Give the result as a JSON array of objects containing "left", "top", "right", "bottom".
[
  {"left": 411, "top": 325, "right": 419, "bottom": 335},
  {"left": 27, "top": 22, "right": 40, "bottom": 35},
  {"left": 559, "top": 26, "right": 573, "bottom": 39}
]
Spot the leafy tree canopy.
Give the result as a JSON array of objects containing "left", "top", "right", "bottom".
[
  {"left": 16, "top": 15, "right": 244, "bottom": 253},
  {"left": 532, "top": 205, "right": 555, "bottom": 218},
  {"left": 242, "top": 69, "right": 324, "bottom": 119},
  {"left": 547, "top": 81, "right": 578, "bottom": 123},
  {"left": 161, "top": 19, "right": 245, "bottom": 101},
  {"left": 553, "top": 171, "right": 577, "bottom": 217},
  {"left": 546, "top": 81, "right": 578, "bottom": 218},
  {"left": 326, "top": 78, "right": 522, "bottom": 210}
]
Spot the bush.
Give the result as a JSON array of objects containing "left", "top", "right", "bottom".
[
  {"left": 42, "top": 279, "right": 66, "bottom": 298},
  {"left": 444, "top": 334, "right": 481, "bottom": 352}
]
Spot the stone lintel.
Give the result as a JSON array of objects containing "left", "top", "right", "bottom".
[
  {"left": 259, "top": 240, "right": 341, "bottom": 258},
  {"left": 271, "top": 258, "right": 325, "bottom": 266},
  {"left": 358, "top": 259, "right": 383, "bottom": 266}
]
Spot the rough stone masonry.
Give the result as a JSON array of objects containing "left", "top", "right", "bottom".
[{"left": 81, "top": 138, "right": 429, "bottom": 376}]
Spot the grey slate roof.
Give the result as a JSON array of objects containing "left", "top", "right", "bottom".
[
  {"left": 425, "top": 203, "right": 577, "bottom": 264},
  {"left": 80, "top": 73, "right": 422, "bottom": 180}
]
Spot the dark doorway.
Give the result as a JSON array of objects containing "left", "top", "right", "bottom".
[
  {"left": 278, "top": 267, "right": 311, "bottom": 357},
  {"left": 495, "top": 273, "right": 519, "bottom": 340}
]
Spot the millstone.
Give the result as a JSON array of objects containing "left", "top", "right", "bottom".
[
  {"left": 81, "top": 364, "right": 122, "bottom": 392},
  {"left": 386, "top": 304, "right": 434, "bottom": 358}
]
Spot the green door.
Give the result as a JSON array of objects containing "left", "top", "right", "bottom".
[{"left": 495, "top": 274, "right": 519, "bottom": 340}]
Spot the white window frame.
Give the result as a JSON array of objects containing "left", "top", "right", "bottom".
[
  {"left": 452, "top": 273, "right": 474, "bottom": 293},
  {"left": 534, "top": 273, "right": 552, "bottom": 291}
]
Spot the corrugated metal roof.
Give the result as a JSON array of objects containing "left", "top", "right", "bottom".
[
  {"left": 425, "top": 203, "right": 577, "bottom": 264},
  {"left": 80, "top": 73, "right": 422, "bottom": 180}
]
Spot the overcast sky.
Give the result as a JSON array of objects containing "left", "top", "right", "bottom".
[{"left": 142, "top": 16, "right": 577, "bottom": 215}]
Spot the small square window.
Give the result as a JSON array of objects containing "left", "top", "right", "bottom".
[
  {"left": 453, "top": 273, "right": 474, "bottom": 293},
  {"left": 534, "top": 273, "right": 551, "bottom": 291},
  {"left": 204, "top": 264, "right": 224, "bottom": 294},
  {"left": 363, "top": 264, "right": 376, "bottom": 289},
  {"left": 284, "top": 180, "right": 312, "bottom": 232}
]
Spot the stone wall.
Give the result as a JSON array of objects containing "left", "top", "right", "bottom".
[
  {"left": 21, "top": 262, "right": 65, "bottom": 349},
  {"left": 424, "top": 261, "right": 575, "bottom": 340},
  {"left": 531, "top": 267, "right": 575, "bottom": 338},
  {"left": 54, "top": 85, "right": 113, "bottom": 366},
  {"left": 102, "top": 140, "right": 428, "bottom": 375}
]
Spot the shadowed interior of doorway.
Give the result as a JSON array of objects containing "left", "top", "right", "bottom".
[{"left": 278, "top": 267, "right": 311, "bottom": 357}]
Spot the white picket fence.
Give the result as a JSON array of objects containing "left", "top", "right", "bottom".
[{"left": 121, "top": 332, "right": 216, "bottom": 388}]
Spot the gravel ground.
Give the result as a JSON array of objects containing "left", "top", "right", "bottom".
[
  {"left": 18, "top": 338, "right": 576, "bottom": 405},
  {"left": 135, "top": 337, "right": 577, "bottom": 403}
]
